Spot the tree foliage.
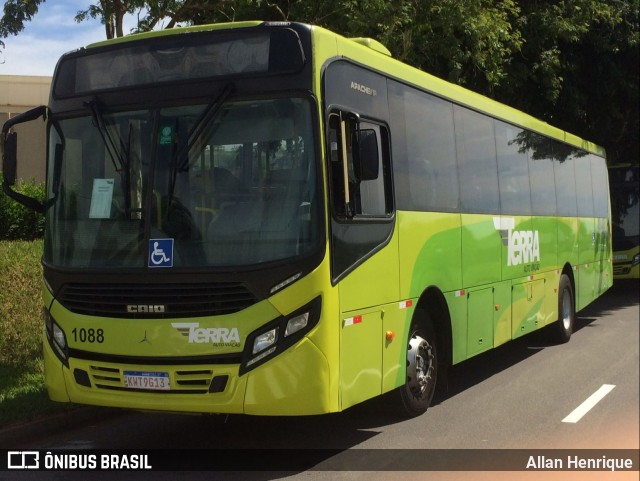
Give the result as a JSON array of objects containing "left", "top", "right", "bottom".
[
  {"left": 1, "top": 0, "right": 637, "bottom": 164},
  {"left": 494, "top": 0, "right": 639, "bottom": 165},
  {"left": 0, "top": 0, "right": 42, "bottom": 46}
]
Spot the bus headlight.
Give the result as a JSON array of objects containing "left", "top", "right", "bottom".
[
  {"left": 632, "top": 253, "right": 640, "bottom": 267},
  {"left": 240, "top": 296, "right": 321, "bottom": 375},
  {"left": 52, "top": 323, "right": 67, "bottom": 350},
  {"left": 253, "top": 328, "right": 278, "bottom": 355},
  {"left": 285, "top": 312, "right": 309, "bottom": 336},
  {"left": 44, "top": 309, "right": 69, "bottom": 366}
]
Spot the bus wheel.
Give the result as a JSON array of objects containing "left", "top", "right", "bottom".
[
  {"left": 397, "top": 318, "right": 438, "bottom": 417},
  {"left": 551, "top": 274, "right": 575, "bottom": 343}
]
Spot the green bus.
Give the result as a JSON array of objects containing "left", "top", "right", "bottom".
[
  {"left": 609, "top": 164, "right": 639, "bottom": 279},
  {"left": 2, "top": 21, "right": 612, "bottom": 417}
]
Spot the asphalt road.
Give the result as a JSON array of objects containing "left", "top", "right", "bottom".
[{"left": 3, "top": 281, "right": 639, "bottom": 480}]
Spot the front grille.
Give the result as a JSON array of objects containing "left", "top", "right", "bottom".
[
  {"left": 613, "top": 265, "right": 630, "bottom": 275},
  {"left": 88, "top": 365, "right": 218, "bottom": 394},
  {"left": 58, "top": 282, "right": 258, "bottom": 318}
]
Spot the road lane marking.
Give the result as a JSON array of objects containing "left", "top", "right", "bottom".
[{"left": 562, "top": 384, "right": 616, "bottom": 423}]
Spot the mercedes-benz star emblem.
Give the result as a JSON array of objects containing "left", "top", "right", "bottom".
[{"left": 139, "top": 330, "right": 151, "bottom": 344}]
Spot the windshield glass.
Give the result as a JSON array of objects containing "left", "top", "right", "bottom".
[
  {"left": 612, "top": 183, "right": 640, "bottom": 250},
  {"left": 44, "top": 97, "right": 322, "bottom": 269}
]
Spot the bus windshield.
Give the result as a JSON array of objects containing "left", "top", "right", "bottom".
[
  {"left": 44, "top": 97, "right": 321, "bottom": 269},
  {"left": 611, "top": 169, "right": 640, "bottom": 251}
]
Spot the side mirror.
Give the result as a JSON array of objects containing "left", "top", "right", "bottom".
[
  {"left": 1, "top": 105, "right": 48, "bottom": 213},
  {"left": 2, "top": 131, "right": 18, "bottom": 186},
  {"left": 356, "top": 128, "right": 379, "bottom": 181}
]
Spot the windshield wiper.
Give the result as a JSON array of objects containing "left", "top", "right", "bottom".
[
  {"left": 85, "top": 100, "right": 138, "bottom": 217},
  {"left": 85, "top": 100, "right": 129, "bottom": 173},
  {"left": 167, "top": 83, "right": 235, "bottom": 203},
  {"left": 177, "top": 82, "right": 235, "bottom": 171}
]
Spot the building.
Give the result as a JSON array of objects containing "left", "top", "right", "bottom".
[{"left": 0, "top": 75, "right": 52, "bottom": 183}]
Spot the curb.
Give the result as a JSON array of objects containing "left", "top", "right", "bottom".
[{"left": 0, "top": 407, "right": 123, "bottom": 448}]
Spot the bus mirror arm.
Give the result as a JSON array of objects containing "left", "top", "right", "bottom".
[{"left": 1, "top": 105, "right": 47, "bottom": 213}]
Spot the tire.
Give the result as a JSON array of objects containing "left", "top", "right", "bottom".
[
  {"left": 395, "top": 315, "right": 438, "bottom": 418},
  {"left": 551, "top": 273, "right": 575, "bottom": 344}
]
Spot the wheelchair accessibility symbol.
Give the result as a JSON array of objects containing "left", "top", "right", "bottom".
[{"left": 149, "top": 239, "right": 174, "bottom": 268}]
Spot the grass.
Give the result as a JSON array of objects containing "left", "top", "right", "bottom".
[{"left": 0, "top": 240, "right": 75, "bottom": 427}]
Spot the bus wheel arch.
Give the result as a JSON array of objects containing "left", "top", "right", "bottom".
[
  {"left": 562, "top": 263, "right": 576, "bottom": 296},
  {"left": 415, "top": 286, "right": 453, "bottom": 368},
  {"left": 392, "top": 287, "right": 452, "bottom": 418}
]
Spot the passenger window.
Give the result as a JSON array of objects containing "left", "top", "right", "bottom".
[
  {"left": 590, "top": 155, "right": 609, "bottom": 218},
  {"left": 574, "top": 154, "right": 594, "bottom": 217},
  {"left": 496, "top": 121, "right": 532, "bottom": 215},
  {"left": 526, "top": 133, "right": 557, "bottom": 216},
  {"left": 454, "top": 106, "right": 500, "bottom": 213},
  {"left": 554, "top": 152, "right": 578, "bottom": 217},
  {"left": 388, "top": 82, "right": 459, "bottom": 212}
]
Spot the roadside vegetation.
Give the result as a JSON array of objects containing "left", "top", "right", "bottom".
[
  {"left": 0, "top": 240, "right": 73, "bottom": 427},
  {"left": 0, "top": 176, "right": 57, "bottom": 426}
]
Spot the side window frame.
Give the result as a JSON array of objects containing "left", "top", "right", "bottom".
[
  {"left": 325, "top": 107, "right": 395, "bottom": 283},
  {"left": 327, "top": 108, "right": 394, "bottom": 221}
]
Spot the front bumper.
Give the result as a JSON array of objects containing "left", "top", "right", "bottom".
[{"left": 44, "top": 333, "right": 333, "bottom": 415}]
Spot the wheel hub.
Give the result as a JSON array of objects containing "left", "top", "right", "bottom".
[
  {"left": 407, "top": 335, "right": 434, "bottom": 400},
  {"left": 562, "top": 289, "right": 572, "bottom": 330}
]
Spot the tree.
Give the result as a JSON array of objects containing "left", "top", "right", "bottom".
[
  {"left": 493, "top": 0, "right": 639, "bottom": 165},
  {"left": 0, "top": 0, "right": 42, "bottom": 47},
  {"left": 74, "top": 0, "right": 140, "bottom": 39}
]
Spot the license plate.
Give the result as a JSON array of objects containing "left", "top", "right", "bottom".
[{"left": 124, "top": 371, "right": 170, "bottom": 391}]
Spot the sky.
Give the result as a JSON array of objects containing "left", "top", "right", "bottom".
[{"left": 0, "top": 0, "right": 141, "bottom": 77}]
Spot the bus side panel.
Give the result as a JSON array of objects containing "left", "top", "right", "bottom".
[
  {"left": 493, "top": 280, "right": 512, "bottom": 348},
  {"left": 461, "top": 214, "right": 502, "bottom": 288},
  {"left": 466, "top": 286, "right": 494, "bottom": 357},
  {"left": 397, "top": 211, "right": 467, "bottom": 364},
  {"left": 534, "top": 216, "right": 559, "bottom": 274},
  {"left": 339, "top": 306, "right": 383, "bottom": 408},
  {"left": 595, "top": 217, "right": 614, "bottom": 293},
  {"left": 512, "top": 277, "right": 545, "bottom": 338},
  {"left": 382, "top": 301, "right": 414, "bottom": 393},
  {"left": 398, "top": 211, "right": 462, "bottom": 298},
  {"left": 577, "top": 217, "right": 597, "bottom": 310},
  {"left": 534, "top": 216, "right": 561, "bottom": 328},
  {"left": 444, "top": 291, "right": 468, "bottom": 364},
  {"left": 557, "top": 216, "right": 579, "bottom": 271},
  {"left": 337, "top": 229, "right": 400, "bottom": 409}
]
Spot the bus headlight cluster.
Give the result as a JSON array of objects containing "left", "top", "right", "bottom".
[
  {"left": 252, "top": 328, "right": 278, "bottom": 355},
  {"left": 632, "top": 253, "right": 640, "bottom": 267},
  {"left": 240, "top": 296, "right": 321, "bottom": 374},
  {"left": 44, "top": 308, "right": 69, "bottom": 366},
  {"left": 285, "top": 312, "right": 309, "bottom": 336}
]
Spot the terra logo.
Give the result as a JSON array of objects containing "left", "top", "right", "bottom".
[
  {"left": 171, "top": 322, "right": 241, "bottom": 346},
  {"left": 493, "top": 217, "right": 541, "bottom": 267}
]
